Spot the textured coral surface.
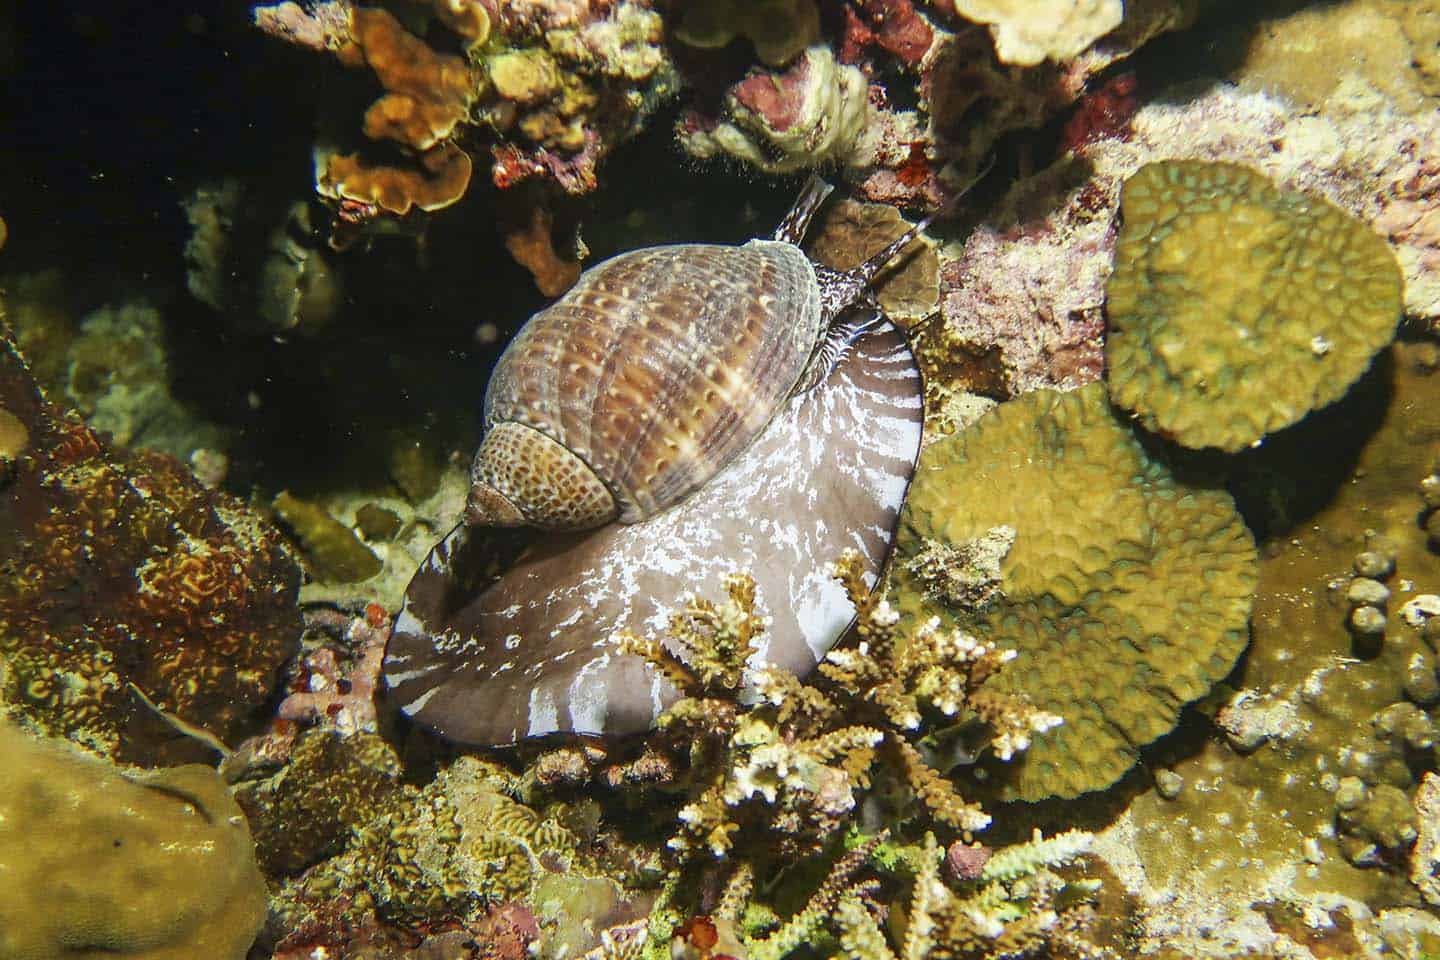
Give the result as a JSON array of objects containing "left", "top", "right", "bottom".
[
  {"left": 893, "top": 383, "right": 1258, "bottom": 801},
  {"left": 1107, "top": 160, "right": 1404, "bottom": 452},
  {"left": 0, "top": 321, "right": 301, "bottom": 763},
  {"left": 1094, "top": 340, "right": 1440, "bottom": 956}
]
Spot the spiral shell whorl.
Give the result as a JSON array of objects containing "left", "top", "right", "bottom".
[
  {"left": 467, "top": 421, "right": 617, "bottom": 529},
  {"left": 483, "top": 240, "right": 822, "bottom": 525}
]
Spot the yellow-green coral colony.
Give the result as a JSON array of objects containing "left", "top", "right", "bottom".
[
  {"left": 891, "top": 384, "right": 1258, "bottom": 801},
  {"left": 0, "top": 722, "right": 267, "bottom": 960},
  {"left": 1106, "top": 160, "right": 1404, "bottom": 452}
]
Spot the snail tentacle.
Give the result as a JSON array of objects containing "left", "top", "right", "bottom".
[{"left": 773, "top": 174, "right": 834, "bottom": 246}]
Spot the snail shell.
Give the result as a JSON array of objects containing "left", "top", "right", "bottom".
[
  {"left": 386, "top": 321, "right": 923, "bottom": 744},
  {"left": 387, "top": 180, "right": 940, "bottom": 744},
  {"left": 468, "top": 241, "right": 823, "bottom": 529}
]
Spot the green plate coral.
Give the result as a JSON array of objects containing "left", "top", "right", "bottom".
[
  {"left": 1106, "top": 160, "right": 1403, "bottom": 452},
  {"left": 891, "top": 383, "right": 1258, "bottom": 801}
]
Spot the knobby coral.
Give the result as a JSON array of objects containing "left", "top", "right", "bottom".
[
  {"left": 892, "top": 382, "right": 1258, "bottom": 801},
  {"left": 1107, "top": 160, "right": 1404, "bottom": 452}
]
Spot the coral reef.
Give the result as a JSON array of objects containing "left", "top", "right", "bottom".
[
  {"left": 1089, "top": 338, "right": 1440, "bottom": 956},
  {"left": 1106, "top": 160, "right": 1404, "bottom": 452},
  {"left": 927, "top": 73, "right": 1439, "bottom": 409},
  {"left": 677, "top": 46, "right": 872, "bottom": 175},
  {"left": 891, "top": 383, "right": 1258, "bottom": 800},
  {"left": 12, "top": 3, "right": 1440, "bottom": 959},
  {"left": 0, "top": 720, "right": 267, "bottom": 960},
  {"left": 0, "top": 320, "right": 301, "bottom": 763},
  {"left": 257, "top": 0, "right": 676, "bottom": 239}
]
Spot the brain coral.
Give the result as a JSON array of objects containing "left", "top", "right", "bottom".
[
  {"left": 891, "top": 383, "right": 1258, "bottom": 800},
  {"left": 0, "top": 322, "right": 301, "bottom": 763},
  {"left": 1106, "top": 160, "right": 1403, "bottom": 452}
]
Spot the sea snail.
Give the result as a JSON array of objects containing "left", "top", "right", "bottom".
[
  {"left": 386, "top": 181, "right": 932, "bottom": 745},
  {"left": 464, "top": 177, "right": 936, "bottom": 531}
]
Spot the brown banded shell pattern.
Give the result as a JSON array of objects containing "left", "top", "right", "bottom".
[
  {"left": 386, "top": 323, "right": 924, "bottom": 745},
  {"left": 483, "top": 240, "right": 823, "bottom": 524}
]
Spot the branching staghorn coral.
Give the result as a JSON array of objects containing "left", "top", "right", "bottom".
[
  {"left": 615, "top": 552, "right": 1060, "bottom": 859},
  {"left": 831, "top": 830, "right": 1110, "bottom": 960}
]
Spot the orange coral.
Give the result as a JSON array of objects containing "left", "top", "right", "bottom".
[
  {"left": 501, "top": 200, "right": 580, "bottom": 297},
  {"left": 319, "top": 142, "right": 474, "bottom": 216},
  {"left": 352, "top": 6, "right": 476, "bottom": 151}
]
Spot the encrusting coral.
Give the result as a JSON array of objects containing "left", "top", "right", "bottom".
[
  {"left": 937, "top": 0, "right": 1123, "bottom": 66},
  {"left": 0, "top": 319, "right": 301, "bottom": 764},
  {"left": 677, "top": 45, "right": 871, "bottom": 176},
  {"left": 1106, "top": 160, "right": 1405, "bottom": 453},
  {"left": 892, "top": 382, "right": 1258, "bottom": 801},
  {"left": 0, "top": 720, "right": 267, "bottom": 960},
  {"left": 673, "top": 0, "right": 821, "bottom": 68}
]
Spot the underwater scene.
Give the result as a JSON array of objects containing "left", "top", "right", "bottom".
[{"left": 1, "top": 0, "right": 1439, "bottom": 957}]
